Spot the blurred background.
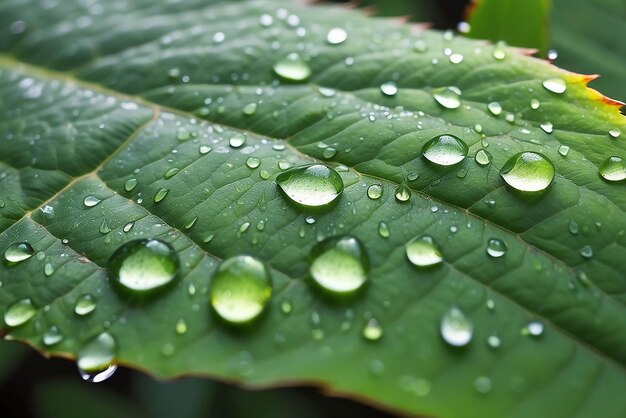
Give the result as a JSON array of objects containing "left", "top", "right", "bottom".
[{"left": 1, "top": 0, "right": 623, "bottom": 417}]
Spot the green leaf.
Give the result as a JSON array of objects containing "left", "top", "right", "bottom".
[
  {"left": 0, "top": 1, "right": 625, "bottom": 417},
  {"left": 466, "top": 0, "right": 551, "bottom": 55}
]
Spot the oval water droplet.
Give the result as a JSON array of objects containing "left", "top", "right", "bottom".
[
  {"left": 608, "top": 128, "right": 621, "bottom": 139},
  {"left": 309, "top": 236, "right": 368, "bottom": 295},
  {"left": 405, "top": 235, "right": 443, "bottom": 267},
  {"left": 175, "top": 318, "right": 188, "bottom": 335},
  {"left": 164, "top": 167, "right": 179, "bottom": 179},
  {"left": 487, "top": 102, "right": 502, "bottom": 116},
  {"left": 599, "top": 156, "right": 626, "bottom": 182},
  {"left": 367, "top": 184, "right": 383, "bottom": 200},
  {"left": 4, "top": 298, "right": 36, "bottom": 327},
  {"left": 326, "top": 27, "right": 347, "bottom": 45},
  {"left": 580, "top": 245, "right": 593, "bottom": 259},
  {"left": 378, "top": 221, "right": 390, "bottom": 238},
  {"left": 83, "top": 196, "right": 101, "bottom": 207},
  {"left": 500, "top": 152, "right": 555, "bottom": 192},
  {"left": 43, "top": 325, "right": 63, "bottom": 346},
  {"left": 540, "top": 121, "right": 553, "bottom": 134},
  {"left": 362, "top": 318, "right": 383, "bottom": 341},
  {"left": 440, "top": 307, "right": 473, "bottom": 347},
  {"left": 273, "top": 53, "right": 311, "bottom": 82},
  {"left": 432, "top": 86, "right": 461, "bottom": 109},
  {"left": 475, "top": 149, "right": 492, "bottom": 166},
  {"left": 124, "top": 178, "right": 138, "bottom": 192},
  {"left": 99, "top": 219, "right": 111, "bottom": 235},
  {"left": 394, "top": 183, "right": 411, "bottom": 202},
  {"left": 44, "top": 262, "right": 54, "bottom": 276},
  {"left": 229, "top": 133, "right": 246, "bottom": 148},
  {"left": 210, "top": 255, "right": 272, "bottom": 324},
  {"left": 5, "top": 242, "right": 35, "bottom": 263},
  {"left": 523, "top": 320, "right": 544, "bottom": 337},
  {"left": 108, "top": 239, "right": 180, "bottom": 293},
  {"left": 492, "top": 41, "right": 507, "bottom": 60},
  {"left": 246, "top": 157, "right": 261, "bottom": 169},
  {"left": 380, "top": 81, "right": 398, "bottom": 96},
  {"left": 276, "top": 164, "right": 344, "bottom": 207},
  {"left": 242, "top": 103, "right": 257, "bottom": 116},
  {"left": 558, "top": 145, "right": 570, "bottom": 157},
  {"left": 154, "top": 188, "right": 169, "bottom": 203},
  {"left": 486, "top": 238, "right": 507, "bottom": 258},
  {"left": 422, "top": 134, "right": 468, "bottom": 166},
  {"left": 77, "top": 332, "right": 116, "bottom": 382},
  {"left": 474, "top": 376, "right": 492, "bottom": 394},
  {"left": 542, "top": 78, "right": 566, "bottom": 94}
]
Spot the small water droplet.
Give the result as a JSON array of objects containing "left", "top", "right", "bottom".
[
  {"left": 440, "top": 307, "right": 473, "bottom": 347},
  {"left": 608, "top": 128, "right": 621, "bottom": 139},
  {"left": 276, "top": 164, "right": 344, "bottom": 207},
  {"left": 449, "top": 53, "right": 463, "bottom": 64},
  {"left": 154, "top": 188, "right": 169, "bottom": 203},
  {"left": 199, "top": 145, "right": 211, "bottom": 154},
  {"left": 229, "top": 133, "right": 246, "bottom": 148},
  {"left": 123, "top": 221, "right": 135, "bottom": 233},
  {"left": 280, "top": 300, "right": 292, "bottom": 314},
  {"left": 475, "top": 149, "right": 492, "bottom": 166},
  {"left": 500, "top": 152, "right": 555, "bottom": 192},
  {"left": 175, "top": 318, "right": 188, "bottom": 334},
  {"left": 474, "top": 376, "right": 492, "bottom": 394},
  {"left": 522, "top": 320, "right": 544, "bottom": 337},
  {"left": 83, "top": 196, "right": 101, "bottom": 207},
  {"left": 44, "top": 262, "right": 54, "bottom": 277},
  {"left": 405, "top": 235, "right": 443, "bottom": 267},
  {"left": 322, "top": 147, "right": 337, "bottom": 159},
  {"left": 378, "top": 221, "right": 390, "bottom": 238},
  {"left": 242, "top": 103, "right": 257, "bottom": 116},
  {"left": 394, "top": 183, "right": 411, "bottom": 202},
  {"left": 273, "top": 53, "right": 311, "bottom": 81},
  {"left": 487, "top": 102, "right": 502, "bottom": 116},
  {"left": 327, "top": 27, "right": 347, "bottom": 45},
  {"left": 558, "top": 145, "right": 570, "bottom": 156},
  {"left": 487, "top": 335, "right": 501, "bottom": 349},
  {"left": 542, "top": 78, "right": 567, "bottom": 94},
  {"left": 540, "top": 121, "right": 553, "bottom": 134},
  {"left": 432, "top": 86, "right": 461, "bottom": 109},
  {"left": 599, "top": 156, "right": 626, "bottom": 182},
  {"left": 109, "top": 239, "right": 180, "bottom": 293},
  {"left": 124, "top": 178, "right": 138, "bottom": 192},
  {"left": 580, "top": 245, "right": 593, "bottom": 259},
  {"left": 99, "top": 219, "right": 111, "bottom": 235},
  {"left": 362, "top": 318, "right": 383, "bottom": 341},
  {"left": 74, "top": 294, "right": 96, "bottom": 316},
  {"left": 492, "top": 41, "right": 507, "bottom": 60},
  {"left": 43, "top": 325, "right": 63, "bottom": 346},
  {"left": 309, "top": 236, "right": 368, "bottom": 295},
  {"left": 367, "top": 184, "right": 383, "bottom": 200},
  {"left": 5, "top": 242, "right": 35, "bottom": 263},
  {"left": 547, "top": 49, "right": 558, "bottom": 60},
  {"left": 380, "top": 81, "right": 398, "bottom": 96},
  {"left": 77, "top": 332, "right": 116, "bottom": 382},
  {"left": 422, "top": 134, "right": 468, "bottom": 166},
  {"left": 210, "top": 255, "right": 272, "bottom": 324},
  {"left": 164, "top": 167, "right": 179, "bottom": 179},
  {"left": 485, "top": 238, "right": 507, "bottom": 258},
  {"left": 4, "top": 298, "right": 36, "bottom": 327},
  {"left": 260, "top": 170, "right": 270, "bottom": 179},
  {"left": 246, "top": 157, "right": 261, "bottom": 169},
  {"left": 530, "top": 99, "right": 540, "bottom": 109}
]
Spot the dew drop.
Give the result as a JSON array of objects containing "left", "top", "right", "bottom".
[
  {"left": 608, "top": 128, "right": 621, "bottom": 139},
  {"left": 44, "top": 262, "right": 54, "bottom": 277},
  {"left": 108, "top": 239, "right": 180, "bottom": 293},
  {"left": 164, "top": 167, "right": 179, "bottom": 179},
  {"left": 486, "top": 238, "right": 507, "bottom": 258},
  {"left": 309, "top": 236, "right": 368, "bottom": 295},
  {"left": 422, "top": 134, "right": 468, "bottom": 166},
  {"left": 77, "top": 332, "right": 116, "bottom": 382},
  {"left": 246, "top": 157, "right": 261, "bottom": 169},
  {"left": 43, "top": 325, "right": 63, "bottom": 346},
  {"left": 380, "top": 81, "right": 398, "bottom": 96},
  {"left": 500, "top": 152, "right": 555, "bottom": 192},
  {"left": 475, "top": 149, "right": 492, "bottom": 166},
  {"left": 154, "top": 188, "right": 169, "bottom": 203},
  {"left": 199, "top": 145, "right": 211, "bottom": 154},
  {"left": 367, "top": 184, "right": 383, "bottom": 200},
  {"left": 5, "top": 242, "right": 35, "bottom": 263},
  {"left": 74, "top": 294, "right": 96, "bottom": 316},
  {"left": 542, "top": 78, "right": 567, "bottom": 94},
  {"left": 83, "top": 196, "right": 101, "bottom": 207},
  {"left": 487, "top": 335, "right": 501, "bottom": 349},
  {"left": 558, "top": 145, "right": 570, "bottom": 157},
  {"left": 568, "top": 220, "right": 579, "bottom": 235},
  {"left": 229, "top": 133, "right": 246, "bottom": 148},
  {"left": 492, "top": 41, "right": 507, "bottom": 60},
  {"left": 432, "top": 86, "right": 461, "bottom": 109},
  {"left": 440, "top": 307, "right": 473, "bottom": 347},
  {"left": 378, "top": 221, "right": 390, "bottom": 238},
  {"left": 326, "top": 27, "right": 347, "bottom": 45},
  {"left": 273, "top": 53, "right": 311, "bottom": 82},
  {"left": 599, "top": 156, "right": 626, "bottom": 182},
  {"left": 405, "top": 235, "right": 443, "bottom": 267},
  {"left": 210, "top": 255, "right": 272, "bottom": 324},
  {"left": 540, "top": 121, "right": 553, "bottom": 134},
  {"left": 474, "top": 376, "right": 492, "bottom": 394},
  {"left": 530, "top": 99, "right": 540, "bottom": 109},
  {"left": 79, "top": 365, "right": 118, "bottom": 384},
  {"left": 394, "top": 183, "right": 411, "bottom": 202},
  {"left": 487, "top": 102, "right": 502, "bottom": 116},
  {"left": 276, "top": 164, "right": 344, "bottom": 207},
  {"left": 242, "top": 103, "right": 257, "bottom": 116},
  {"left": 322, "top": 147, "right": 337, "bottom": 159},
  {"left": 580, "top": 245, "right": 593, "bottom": 259},
  {"left": 99, "top": 219, "right": 111, "bottom": 235},
  {"left": 523, "top": 320, "right": 544, "bottom": 337},
  {"left": 362, "top": 318, "right": 383, "bottom": 341},
  {"left": 4, "top": 298, "right": 36, "bottom": 327},
  {"left": 124, "top": 178, "right": 138, "bottom": 192},
  {"left": 175, "top": 318, "right": 188, "bottom": 335}
]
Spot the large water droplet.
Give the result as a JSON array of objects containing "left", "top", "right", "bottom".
[
  {"left": 74, "top": 294, "right": 97, "bottom": 316},
  {"left": 273, "top": 53, "right": 311, "bottom": 82},
  {"left": 542, "top": 78, "right": 566, "bottom": 94},
  {"left": 108, "top": 239, "right": 180, "bottom": 293},
  {"left": 599, "top": 156, "right": 626, "bottom": 182},
  {"left": 432, "top": 86, "right": 461, "bottom": 109},
  {"left": 486, "top": 238, "right": 507, "bottom": 258},
  {"left": 441, "top": 307, "right": 473, "bottom": 347},
  {"left": 276, "top": 164, "right": 344, "bottom": 207},
  {"left": 83, "top": 196, "right": 101, "bottom": 207},
  {"left": 210, "top": 255, "right": 272, "bottom": 324},
  {"left": 405, "top": 235, "right": 443, "bottom": 267},
  {"left": 422, "top": 134, "right": 468, "bottom": 166},
  {"left": 4, "top": 242, "right": 35, "bottom": 263},
  {"left": 246, "top": 157, "right": 261, "bottom": 169},
  {"left": 367, "top": 184, "right": 383, "bottom": 200},
  {"left": 378, "top": 221, "right": 390, "bottom": 238},
  {"left": 309, "top": 236, "right": 368, "bottom": 295},
  {"left": 4, "top": 298, "right": 36, "bottom": 327},
  {"left": 77, "top": 332, "right": 116, "bottom": 382},
  {"left": 500, "top": 152, "right": 555, "bottom": 192}
]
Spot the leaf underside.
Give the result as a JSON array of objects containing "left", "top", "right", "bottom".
[{"left": 0, "top": 1, "right": 625, "bottom": 417}]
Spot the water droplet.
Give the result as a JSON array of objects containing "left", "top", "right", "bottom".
[
  {"left": 362, "top": 318, "right": 383, "bottom": 341},
  {"left": 246, "top": 157, "right": 261, "bottom": 169},
  {"left": 322, "top": 147, "right": 337, "bottom": 159},
  {"left": 326, "top": 27, "right": 347, "bottom": 45},
  {"left": 309, "top": 236, "right": 368, "bottom": 295},
  {"left": 558, "top": 145, "right": 570, "bottom": 156},
  {"left": 175, "top": 318, "right": 188, "bottom": 334},
  {"left": 422, "top": 134, "right": 468, "bottom": 166},
  {"left": 44, "top": 262, "right": 54, "bottom": 276},
  {"left": 229, "top": 133, "right": 246, "bottom": 148},
  {"left": 405, "top": 235, "right": 443, "bottom": 268},
  {"left": 259, "top": 170, "right": 270, "bottom": 180},
  {"left": 77, "top": 332, "right": 116, "bottom": 381},
  {"left": 474, "top": 376, "right": 492, "bottom": 394},
  {"left": 4, "top": 242, "right": 35, "bottom": 263},
  {"left": 580, "top": 245, "right": 593, "bottom": 259},
  {"left": 599, "top": 156, "right": 626, "bottom": 182},
  {"left": 210, "top": 255, "right": 272, "bottom": 324},
  {"left": 492, "top": 41, "right": 507, "bottom": 60},
  {"left": 522, "top": 320, "right": 544, "bottom": 337},
  {"left": 242, "top": 103, "right": 257, "bottom": 116},
  {"left": 500, "top": 152, "right": 555, "bottom": 192},
  {"left": 185, "top": 217, "right": 197, "bottom": 230},
  {"left": 99, "top": 219, "right": 111, "bottom": 235},
  {"left": 540, "top": 121, "right": 553, "bottom": 134},
  {"left": 380, "top": 81, "right": 398, "bottom": 96},
  {"left": 394, "top": 183, "right": 411, "bottom": 202},
  {"left": 4, "top": 298, "right": 36, "bottom": 327},
  {"left": 123, "top": 222, "right": 135, "bottom": 233},
  {"left": 378, "top": 221, "right": 390, "bottom": 238},
  {"left": 449, "top": 53, "right": 464, "bottom": 64},
  {"left": 109, "top": 239, "right": 180, "bottom": 293},
  {"left": 164, "top": 167, "right": 179, "bottom": 179},
  {"left": 487, "top": 102, "right": 502, "bottom": 116},
  {"left": 542, "top": 78, "right": 566, "bottom": 94},
  {"left": 487, "top": 335, "right": 501, "bottom": 348},
  {"left": 74, "top": 294, "right": 96, "bottom": 316},
  {"left": 486, "top": 238, "right": 507, "bottom": 258},
  {"left": 280, "top": 300, "right": 292, "bottom": 314},
  {"left": 154, "top": 188, "right": 169, "bottom": 203},
  {"left": 199, "top": 145, "right": 211, "bottom": 154},
  {"left": 609, "top": 128, "right": 621, "bottom": 139},
  {"left": 475, "top": 149, "right": 492, "bottom": 166},
  {"left": 177, "top": 127, "right": 191, "bottom": 141},
  {"left": 530, "top": 99, "right": 540, "bottom": 109},
  {"left": 124, "top": 178, "right": 138, "bottom": 192},
  {"left": 367, "top": 184, "right": 383, "bottom": 200},
  {"left": 440, "top": 307, "right": 473, "bottom": 347},
  {"left": 83, "top": 196, "right": 101, "bottom": 207},
  {"left": 276, "top": 164, "right": 344, "bottom": 207},
  {"left": 432, "top": 86, "right": 461, "bottom": 109},
  {"left": 547, "top": 49, "right": 559, "bottom": 60},
  {"left": 273, "top": 53, "right": 311, "bottom": 82},
  {"left": 43, "top": 326, "right": 63, "bottom": 346}
]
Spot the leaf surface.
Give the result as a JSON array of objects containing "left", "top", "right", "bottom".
[{"left": 1, "top": 1, "right": 625, "bottom": 417}]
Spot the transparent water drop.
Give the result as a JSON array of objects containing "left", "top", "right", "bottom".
[
  {"left": 422, "top": 134, "right": 468, "bottom": 166},
  {"left": 199, "top": 145, "right": 211, "bottom": 154},
  {"left": 184, "top": 217, "right": 197, "bottom": 230},
  {"left": 599, "top": 156, "right": 626, "bottom": 182},
  {"left": 74, "top": 294, "right": 97, "bottom": 316},
  {"left": 486, "top": 238, "right": 507, "bottom": 258},
  {"left": 246, "top": 157, "right": 261, "bottom": 169},
  {"left": 322, "top": 147, "right": 337, "bottom": 159},
  {"left": 5, "top": 242, "right": 35, "bottom": 263},
  {"left": 500, "top": 152, "right": 555, "bottom": 192},
  {"left": 99, "top": 219, "right": 110, "bottom": 235},
  {"left": 210, "top": 255, "right": 272, "bottom": 324},
  {"left": 175, "top": 318, "right": 188, "bottom": 334},
  {"left": 474, "top": 376, "right": 492, "bottom": 394},
  {"left": 475, "top": 149, "right": 492, "bottom": 166},
  {"left": 242, "top": 103, "right": 257, "bottom": 116},
  {"left": 123, "top": 222, "right": 135, "bottom": 233},
  {"left": 43, "top": 325, "right": 63, "bottom": 346},
  {"left": 440, "top": 307, "right": 473, "bottom": 347},
  {"left": 260, "top": 170, "right": 270, "bottom": 180},
  {"left": 309, "top": 236, "right": 368, "bottom": 295},
  {"left": 367, "top": 184, "right": 383, "bottom": 200},
  {"left": 362, "top": 318, "right": 383, "bottom": 341},
  {"left": 449, "top": 53, "right": 464, "bottom": 64},
  {"left": 378, "top": 221, "right": 390, "bottom": 238},
  {"left": 164, "top": 167, "right": 179, "bottom": 179},
  {"left": 124, "top": 178, "right": 138, "bottom": 192},
  {"left": 4, "top": 298, "right": 36, "bottom": 327},
  {"left": 229, "top": 133, "right": 246, "bottom": 148},
  {"left": 276, "top": 164, "right": 344, "bottom": 207},
  {"left": 492, "top": 41, "right": 507, "bottom": 60},
  {"left": 523, "top": 320, "right": 544, "bottom": 337},
  {"left": 608, "top": 128, "right": 621, "bottom": 139},
  {"left": 79, "top": 364, "right": 118, "bottom": 383},
  {"left": 77, "top": 332, "right": 116, "bottom": 382},
  {"left": 273, "top": 53, "right": 311, "bottom": 81},
  {"left": 405, "top": 235, "right": 443, "bottom": 267},
  {"left": 380, "top": 81, "right": 398, "bottom": 96},
  {"left": 44, "top": 262, "right": 54, "bottom": 276},
  {"left": 540, "top": 121, "right": 553, "bottom": 134},
  {"left": 432, "top": 86, "right": 461, "bottom": 109},
  {"left": 108, "top": 239, "right": 180, "bottom": 293},
  {"left": 326, "top": 27, "right": 347, "bottom": 45},
  {"left": 487, "top": 102, "right": 502, "bottom": 116},
  {"left": 487, "top": 335, "right": 501, "bottom": 349},
  {"left": 568, "top": 220, "right": 579, "bottom": 235},
  {"left": 154, "top": 188, "right": 169, "bottom": 203},
  {"left": 542, "top": 78, "right": 567, "bottom": 94},
  {"left": 558, "top": 145, "right": 570, "bottom": 156},
  {"left": 530, "top": 99, "right": 540, "bottom": 109},
  {"left": 83, "top": 196, "right": 101, "bottom": 207},
  {"left": 547, "top": 49, "right": 558, "bottom": 60},
  {"left": 580, "top": 245, "right": 593, "bottom": 259},
  {"left": 394, "top": 183, "right": 411, "bottom": 202}
]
